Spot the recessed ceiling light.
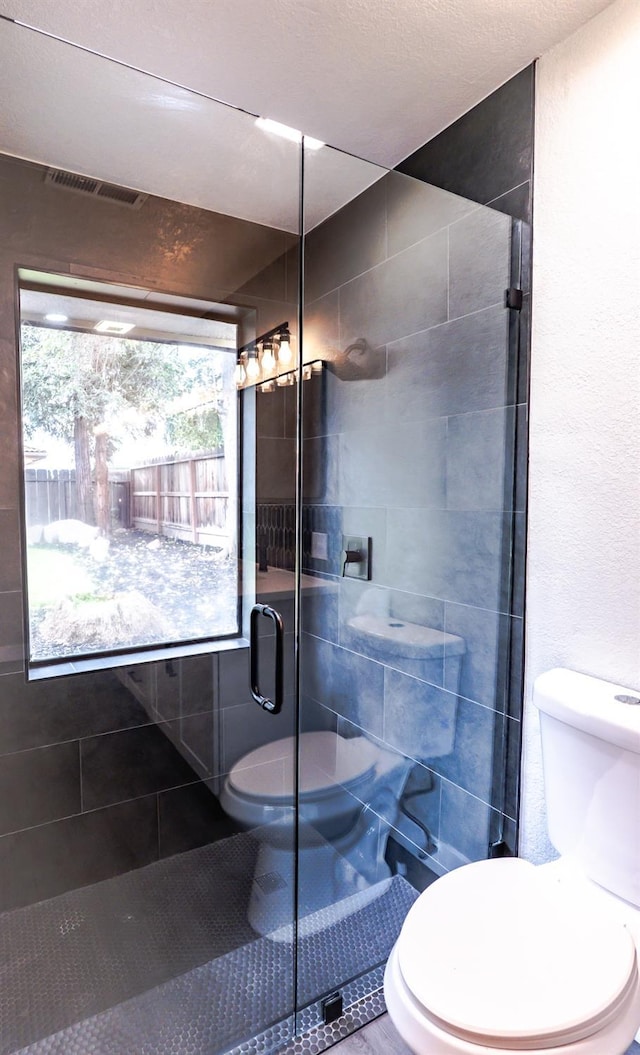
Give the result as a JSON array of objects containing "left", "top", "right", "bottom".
[
  {"left": 255, "top": 117, "right": 324, "bottom": 150},
  {"left": 44, "top": 313, "right": 68, "bottom": 323},
  {"left": 94, "top": 320, "right": 135, "bottom": 334}
]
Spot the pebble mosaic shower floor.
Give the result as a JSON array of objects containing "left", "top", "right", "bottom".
[{"left": 1, "top": 831, "right": 416, "bottom": 1055}]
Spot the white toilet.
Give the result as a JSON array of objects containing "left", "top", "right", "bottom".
[
  {"left": 384, "top": 668, "right": 640, "bottom": 1054},
  {"left": 221, "top": 729, "right": 400, "bottom": 938},
  {"left": 221, "top": 615, "right": 466, "bottom": 939}
]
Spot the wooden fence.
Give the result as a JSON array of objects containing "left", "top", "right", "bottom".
[
  {"left": 25, "top": 453, "right": 229, "bottom": 549},
  {"left": 130, "top": 451, "right": 229, "bottom": 546},
  {"left": 24, "top": 469, "right": 129, "bottom": 529}
]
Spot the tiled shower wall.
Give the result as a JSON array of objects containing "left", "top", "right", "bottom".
[
  {"left": 298, "top": 67, "right": 533, "bottom": 870},
  {"left": 0, "top": 152, "right": 296, "bottom": 912},
  {"left": 397, "top": 65, "right": 534, "bottom": 224}
]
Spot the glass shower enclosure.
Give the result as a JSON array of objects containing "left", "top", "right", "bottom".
[
  {"left": 294, "top": 145, "right": 524, "bottom": 1031},
  {"left": 0, "top": 16, "right": 526, "bottom": 1055}
]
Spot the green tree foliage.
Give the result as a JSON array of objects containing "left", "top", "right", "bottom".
[
  {"left": 21, "top": 326, "right": 187, "bottom": 443},
  {"left": 165, "top": 406, "right": 223, "bottom": 452},
  {"left": 21, "top": 325, "right": 225, "bottom": 531}
]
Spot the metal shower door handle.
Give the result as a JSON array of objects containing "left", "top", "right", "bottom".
[{"left": 250, "top": 603, "right": 284, "bottom": 714}]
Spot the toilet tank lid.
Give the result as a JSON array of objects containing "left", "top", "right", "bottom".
[
  {"left": 533, "top": 668, "right": 640, "bottom": 755},
  {"left": 397, "top": 857, "right": 638, "bottom": 1047},
  {"left": 348, "top": 614, "right": 465, "bottom": 659}
]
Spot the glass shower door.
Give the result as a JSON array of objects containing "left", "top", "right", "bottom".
[
  {"left": 0, "top": 18, "right": 301, "bottom": 1055},
  {"left": 296, "top": 142, "right": 525, "bottom": 1033}
]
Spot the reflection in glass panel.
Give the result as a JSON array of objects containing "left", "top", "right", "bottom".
[{"left": 299, "top": 142, "right": 521, "bottom": 1025}]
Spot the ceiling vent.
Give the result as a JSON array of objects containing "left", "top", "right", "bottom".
[{"left": 45, "top": 168, "right": 148, "bottom": 209}]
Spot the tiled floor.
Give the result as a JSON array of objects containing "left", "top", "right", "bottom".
[
  {"left": 331, "top": 1015, "right": 640, "bottom": 1055},
  {"left": 3, "top": 830, "right": 416, "bottom": 1055}
]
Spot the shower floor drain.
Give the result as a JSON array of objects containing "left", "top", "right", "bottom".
[{"left": 255, "top": 871, "right": 288, "bottom": 894}]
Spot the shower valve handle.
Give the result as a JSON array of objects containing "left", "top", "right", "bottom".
[{"left": 342, "top": 548, "right": 362, "bottom": 575}]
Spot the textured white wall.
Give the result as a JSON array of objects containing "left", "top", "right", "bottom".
[{"left": 522, "top": 0, "right": 640, "bottom": 863}]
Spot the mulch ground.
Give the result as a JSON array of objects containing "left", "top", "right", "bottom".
[{"left": 30, "top": 529, "right": 238, "bottom": 660}]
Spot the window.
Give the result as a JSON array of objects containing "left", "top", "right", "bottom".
[{"left": 19, "top": 274, "right": 240, "bottom": 666}]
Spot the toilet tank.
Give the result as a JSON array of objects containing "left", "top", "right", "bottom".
[
  {"left": 347, "top": 613, "right": 465, "bottom": 692},
  {"left": 534, "top": 668, "right": 640, "bottom": 907}
]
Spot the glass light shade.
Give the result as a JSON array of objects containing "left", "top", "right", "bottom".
[
  {"left": 245, "top": 352, "right": 261, "bottom": 381},
  {"left": 235, "top": 359, "right": 246, "bottom": 387},
  {"left": 277, "top": 335, "right": 293, "bottom": 366},
  {"left": 262, "top": 340, "right": 276, "bottom": 372}
]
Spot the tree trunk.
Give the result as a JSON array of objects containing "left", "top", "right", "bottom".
[
  {"left": 94, "top": 428, "right": 110, "bottom": 536},
  {"left": 74, "top": 416, "right": 94, "bottom": 524}
]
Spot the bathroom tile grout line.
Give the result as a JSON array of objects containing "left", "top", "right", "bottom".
[
  {"left": 303, "top": 631, "right": 523, "bottom": 717},
  {"left": 307, "top": 184, "right": 522, "bottom": 306},
  {"left": 0, "top": 775, "right": 216, "bottom": 841},
  {"left": 0, "top": 705, "right": 220, "bottom": 760}
]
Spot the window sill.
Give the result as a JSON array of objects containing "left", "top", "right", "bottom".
[
  {"left": 26, "top": 569, "right": 335, "bottom": 681},
  {"left": 27, "top": 635, "right": 249, "bottom": 682}
]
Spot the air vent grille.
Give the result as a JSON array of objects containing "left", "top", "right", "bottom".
[{"left": 45, "top": 168, "right": 148, "bottom": 209}]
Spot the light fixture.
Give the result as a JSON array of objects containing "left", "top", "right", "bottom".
[
  {"left": 94, "top": 320, "right": 135, "bottom": 335},
  {"left": 255, "top": 117, "right": 324, "bottom": 151},
  {"left": 245, "top": 347, "right": 261, "bottom": 382},
  {"left": 261, "top": 339, "right": 276, "bottom": 373},
  {"left": 235, "top": 355, "right": 247, "bottom": 388},
  {"left": 44, "top": 312, "right": 68, "bottom": 323},
  {"left": 277, "top": 328, "right": 293, "bottom": 366},
  {"left": 236, "top": 322, "right": 306, "bottom": 390}
]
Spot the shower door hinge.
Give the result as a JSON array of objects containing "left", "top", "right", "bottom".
[
  {"left": 489, "top": 839, "right": 510, "bottom": 859},
  {"left": 505, "top": 288, "right": 523, "bottom": 310}
]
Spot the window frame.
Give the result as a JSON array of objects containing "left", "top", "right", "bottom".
[{"left": 17, "top": 269, "right": 247, "bottom": 679}]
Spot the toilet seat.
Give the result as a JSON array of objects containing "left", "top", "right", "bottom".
[
  {"left": 393, "top": 857, "right": 639, "bottom": 1050},
  {"left": 228, "top": 731, "right": 378, "bottom": 803}
]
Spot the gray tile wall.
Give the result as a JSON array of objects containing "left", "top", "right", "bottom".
[
  {"left": 397, "top": 66, "right": 535, "bottom": 224},
  {"left": 300, "top": 150, "right": 530, "bottom": 875},
  {"left": 0, "top": 659, "right": 241, "bottom": 912}
]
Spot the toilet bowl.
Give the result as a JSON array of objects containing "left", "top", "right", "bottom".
[
  {"left": 385, "top": 857, "right": 640, "bottom": 1054},
  {"left": 221, "top": 730, "right": 402, "bottom": 937},
  {"left": 384, "top": 669, "right": 640, "bottom": 1054},
  {"left": 221, "top": 730, "right": 379, "bottom": 844}
]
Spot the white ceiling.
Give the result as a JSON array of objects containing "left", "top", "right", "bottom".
[{"left": 0, "top": 0, "right": 614, "bottom": 230}]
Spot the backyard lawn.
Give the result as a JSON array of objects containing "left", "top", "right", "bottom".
[{"left": 27, "top": 530, "right": 238, "bottom": 660}]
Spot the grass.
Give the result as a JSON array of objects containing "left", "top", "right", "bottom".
[
  {"left": 26, "top": 531, "right": 238, "bottom": 661},
  {"left": 26, "top": 544, "right": 98, "bottom": 607}
]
